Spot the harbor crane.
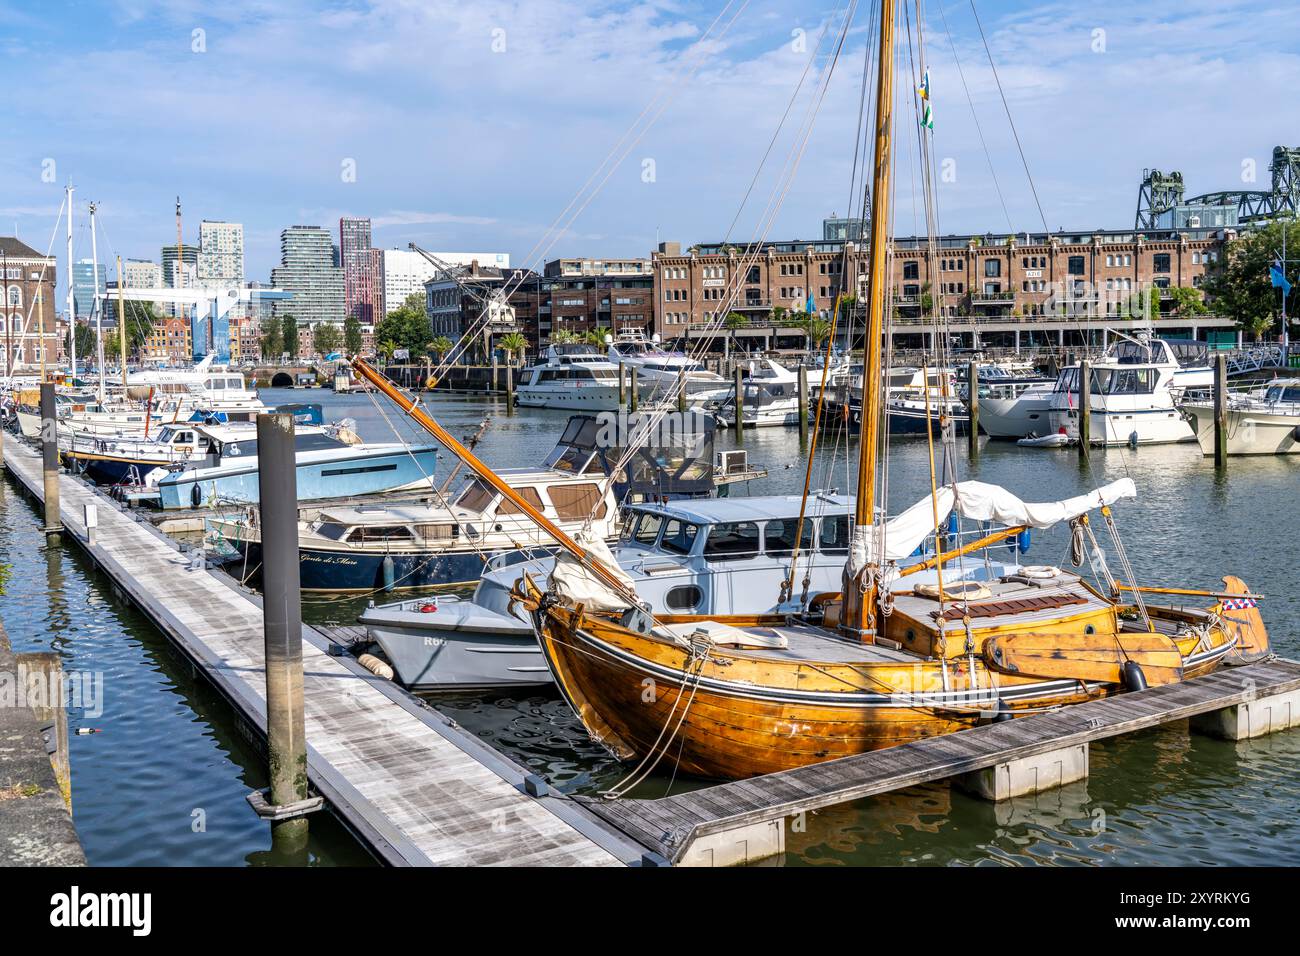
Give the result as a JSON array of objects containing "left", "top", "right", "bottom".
[{"left": 407, "top": 242, "right": 520, "bottom": 364}]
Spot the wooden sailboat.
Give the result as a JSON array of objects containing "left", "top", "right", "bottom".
[{"left": 347, "top": 0, "right": 1268, "bottom": 782}]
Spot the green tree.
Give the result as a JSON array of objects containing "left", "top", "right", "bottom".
[
  {"left": 115, "top": 300, "right": 156, "bottom": 356},
  {"left": 550, "top": 329, "right": 579, "bottom": 345},
  {"left": 65, "top": 323, "right": 96, "bottom": 363},
  {"left": 1203, "top": 219, "right": 1300, "bottom": 340},
  {"left": 281, "top": 314, "right": 299, "bottom": 359},
  {"left": 1167, "top": 286, "right": 1208, "bottom": 317},
  {"left": 768, "top": 305, "right": 788, "bottom": 325},
  {"left": 1148, "top": 287, "right": 1162, "bottom": 321},
  {"left": 374, "top": 292, "right": 432, "bottom": 356},
  {"left": 343, "top": 313, "right": 363, "bottom": 355},
  {"left": 377, "top": 339, "right": 398, "bottom": 363},
  {"left": 312, "top": 322, "right": 342, "bottom": 357},
  {"left": 261, "top": 316, "right": 283, "bottom": 361},
  {"left": 584, "top": 327, "right": 612, "bottom": 346},
  {"left": 498, "top": 332, "right": 527, "bottom": 366}
]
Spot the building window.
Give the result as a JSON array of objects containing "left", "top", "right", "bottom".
[
  {"left": 1153, "top": 253, "right": 1171, "bottom": 273},
  {"left": 983, "top": 259, "right": 1000, "bottom": 278},
  {"left": 903, "top": 261, "right": 919, "bottom": 280},
  {"left": 1068, "top": 256, "right": 1085, "bottom": 276}
]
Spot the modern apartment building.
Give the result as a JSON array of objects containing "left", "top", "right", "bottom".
[
  {"left": 340, "top": 216, "right": 380, "bottom": 324},
  {"left": 71, "top": 258, "right": 106, "bottom": 320},
  {"left": 160, "top": 244, "right": 199, "bottom": 318},
  {"left": 0, "top": 237, "right": 60, "bottom": 373},
  {"left": 197, "top": 220, "right": 245, "bottom": 291},
  {"left": 270, "top": 226, "right": 344, "bottom": 326}
]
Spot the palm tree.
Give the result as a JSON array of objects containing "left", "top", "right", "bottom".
[
  {"left": 551, "top": 329, "right": 579, "bottom": 345},
  {"left": 798, "top": 314, "right": 833, "bottom": 354},
  {"left": 378, "top": 339, "right": 398, "bottom": 363},
  {"left": 1247, "top": 314, "right": 1275, "bottom": 343},
  {"left": 429, "top": 335, "right": 455, "bottom": 362},
  {"left": 584, "top": 327, "right": 612, "bottom": 347},
  {"left": 499, "top": 332, "right": 528, "bottom": 366}
]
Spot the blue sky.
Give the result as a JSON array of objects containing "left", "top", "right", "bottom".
[{"left": 2, "top": 0, "right": 1296, "bottom": 304}]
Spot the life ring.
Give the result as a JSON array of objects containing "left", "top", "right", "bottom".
[{"left": 1021, "top": 565, "right": 1061, "bottom": 579}]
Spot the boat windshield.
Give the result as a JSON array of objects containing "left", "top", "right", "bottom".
[
  {"left": 1265, "top": 384, "right": 1300, "bottom": 403},
  {"left": 659, "top": 519, "right": 699, "bottom": 555},
  {"left": 1092, "top": 367, "right": 1157, "bottom": 394},
  {"left": 703, "top": 521, "right": 761, "bottom": 560},
  {"left": 455, "top": 478, "right": 497, "bottom": 512}
]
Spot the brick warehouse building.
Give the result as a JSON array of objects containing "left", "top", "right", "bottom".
[
  {"left": 0, "top": 237, "right": 62, "bottom": 373},
  {"left": 651, "top": 225, "right": 1238, "bottom": 352}
]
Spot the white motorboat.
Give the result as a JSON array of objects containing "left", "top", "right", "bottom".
[
  {"left": 1180, "top": 378, "right": 1300, "bottom": 455},
  {"left": 605, "top": 330, "right": 730, "bottom": 403},
  {"left": 715, "top": 358, "right": 804, "bottom": 427},
  {"left": 514, "top": 344, "right": 623, "bottom": 410},
  {"left": 1047, "top": 337, "right": 1205, "bottom": 445}
]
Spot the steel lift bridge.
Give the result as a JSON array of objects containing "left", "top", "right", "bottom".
[{"left": 1136, "top": 146, "right": 1300, "bottom": 230}]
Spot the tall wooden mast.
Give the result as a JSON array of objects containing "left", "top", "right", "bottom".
[{"left": 843, "top": 0, "right": 896, "bottom": 640}]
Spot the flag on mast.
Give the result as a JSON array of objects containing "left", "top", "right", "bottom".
[
  {"left": 921, "top": 103, "right": 934, "bottom": 130},
  {"left": 918, "top": 69, "right": 930, "bottom": 100},
  {"left": 1270, "top": 258, "right": 1292, "bottom": 296}
]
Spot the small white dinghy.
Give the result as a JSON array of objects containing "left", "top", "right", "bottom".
[{"left": 1017, "top": 430, "right": 1072, "bottom": 448}]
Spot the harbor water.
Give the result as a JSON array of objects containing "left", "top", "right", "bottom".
[{"left": 3, "top": 384, "right": 1297, "bottom": 865}]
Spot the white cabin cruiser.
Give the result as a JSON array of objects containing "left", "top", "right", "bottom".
[
  {"left": 606, "top": 331, "right": 731, "bottom": 403},
  {"left": 1180, "top": 378, "right": 1300, "bottom": 455},
  {"left": 514, "top": 344, "right": 622, "bottom": 410},
  {"left": 715, "top": 358, "right": 804, "bottom": 427},
  {"left": 1046, "top": 337, "right": 1209, "bottom": 445}
]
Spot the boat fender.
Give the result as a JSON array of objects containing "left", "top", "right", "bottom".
[
  {"left": 1016, "top": 529, "right": 1032, "bottom": 554},
  {"left": 191, "top": 482, "right": 203, "bottom": 508},
  {"left": 357, "top": 653, "right": 394, "bottom": 681},
  {"left": 1121, "top": 661, "right": 1148, "bottom": 692},
  {"left": 992, "top": 700, "right": 1015, "bottom": 723},
  {"left": 381, "top": 555, "right": 396, "bottom": 592}
]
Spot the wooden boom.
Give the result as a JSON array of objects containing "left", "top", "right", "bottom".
[
  {"left": 349, "top": 357, "right": 636, "bottom": 602},
  {"left": 898, "top": 525, "right": 1026, "bottom": 578}
]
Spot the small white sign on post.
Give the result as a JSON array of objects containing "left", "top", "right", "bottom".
[{"left": 83, "top": 503, "right": 98, "bottom": 545}]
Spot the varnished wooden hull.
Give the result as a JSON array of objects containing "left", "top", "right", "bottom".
[{"left": 531, "top": 600, "right": 1244, "bottom": 781}]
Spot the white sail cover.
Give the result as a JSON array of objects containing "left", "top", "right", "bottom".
[
  {"left": 849, "top": 477, "right": 1136, "bottom": 575},
  {"left": 550, "top": 529, "right": 639, "bottom": 613}
]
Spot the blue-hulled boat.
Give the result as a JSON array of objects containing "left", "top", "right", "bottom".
[{"left": 153, "top": 422, "right": 438, "bottom": 509}]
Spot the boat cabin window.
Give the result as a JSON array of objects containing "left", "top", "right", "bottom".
[
  {"left": 1097, "top": 367, "right": 1156, "bottom": 394},
  {"left": 704, "top": 521, "right": 761, "bottom": 560},
  {"left": 314, "top": 521, "right": 350, "bottom": 541},
  {"left": 549, "top": 482, "right": 607, "bottom": 520},
  {"left": 819, "top": 515, "right": 850, "bottom": 554},
  {"left": 1266, "top": 384, "right": 1300, "bottom": 403},
  {"left": 665, "top": 585, "right": 703, "bottom": 611},
  {"left": 455, "top": 479, "right": 497, "bottom": 512},
  {"left": 414, "top": 524, "right": 456, "bottom": 542},
  {"left": 762, "top": 518, "right": 815, "bottom": 555},
  {"left": 497, "top": 487, "right": 546, "bottom": 516},
  {"left": 659, "top": 519, "right": 699, "bottom": 556},
  {"left": 346, "top": 525, "right": 413, "bottom": 543},
  {"left": 633, "top": 513, "right": 663, "bottom": 545},
  {"left": 171, "top": 430, "right": 195, "bottom": 444}
]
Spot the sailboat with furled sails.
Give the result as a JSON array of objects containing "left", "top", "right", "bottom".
[{"left": 348, "top": 0, "right": 1269, "bottom": 781}]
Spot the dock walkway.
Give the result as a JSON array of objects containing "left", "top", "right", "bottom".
[
  {"left": 582, "top": 657, "right": 1300, "bottom": 864},
  {"left": 4, "top": 441, "right": 639, "bottom": 866}
]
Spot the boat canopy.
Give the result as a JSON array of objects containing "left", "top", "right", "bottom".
[{"left": 850, "top": 478, "right": 1137, "bottom": 570}]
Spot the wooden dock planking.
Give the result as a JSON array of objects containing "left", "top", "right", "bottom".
[
  {"left": 5, "top": 442, "right": 636, "bottom": 866},
  {"left": 579, "top": 657, "right": 1300, "bottom": 862}
]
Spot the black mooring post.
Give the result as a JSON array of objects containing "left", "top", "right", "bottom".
[{"left": 255, "top": 412, "right": 313, "bottom": 855}]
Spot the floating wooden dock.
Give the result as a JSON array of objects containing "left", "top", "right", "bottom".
[
  {"left": 580, "top": 657, "right": 1300, "bottom": 865},
  {"left": 3, "top": 440, "right": 644, "bottom": 866}
]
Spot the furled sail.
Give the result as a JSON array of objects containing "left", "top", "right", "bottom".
[
  {"left": 850, "top": 478, "right": 1137, "bottom": 573},
  {"left": 549, "top": 529, "right": 638, "bottom": 613}
]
